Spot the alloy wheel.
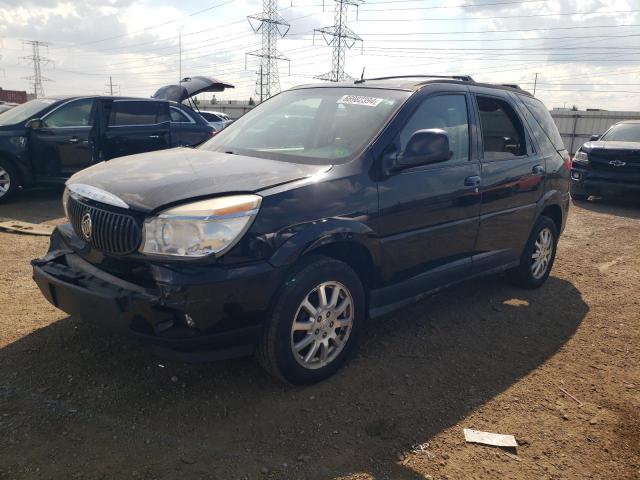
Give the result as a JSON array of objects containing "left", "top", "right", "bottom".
[
  {"left": 290, "top": 281, "right": 354, "bottom": 370},
  {"left": 0, "top": 167, "right": 10, "bottom": 198},
  {"left": 531, "top": 227, "right": 554, "bottom": 279}
]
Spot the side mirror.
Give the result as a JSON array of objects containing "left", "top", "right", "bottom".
[
  {"left": 397, "top": 129, "right": 451, "bottom": 168},
  {"left": 589, "top": 134, "right": 600, "bottom": 141},
  {"left": 27, "top": 118, "right": 43, "bottom": 130}
]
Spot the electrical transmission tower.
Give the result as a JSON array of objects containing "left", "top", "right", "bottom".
[
  {"left": 314, "top": 0, "right": 364, "bottom": 82},
  {"left": 245, "top": 0, "right": 290, "bottom": 103},
  {"left": 22, "top": 40, "right": 52, "bottom": 98}
]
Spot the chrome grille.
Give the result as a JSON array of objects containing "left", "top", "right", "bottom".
[{"left": 68, "top": 196, "right": 141, "bottom": 255}]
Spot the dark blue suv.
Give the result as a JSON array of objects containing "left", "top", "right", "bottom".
[{"left": 32, "top": 76, "right": 570, "bottom": 384}]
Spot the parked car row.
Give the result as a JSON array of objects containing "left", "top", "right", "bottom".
[
  {"left": 0, "top": 76, "right": 233, "bottom": 202},
  {"left": 31, "top": 75, "right": 572, "bottom": 384}
]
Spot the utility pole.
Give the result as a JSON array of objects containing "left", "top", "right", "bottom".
[
  {"left": 105, "top": 76, "right": 119, "bottom": 96},
  {"left": 533, "top": 72, "right": 539, "bottom": 97},
  {"left": 314, "top": 0, "right": 364, "bottom": 82},
  {"left": 22, "top": 40, "right": 52, "bottom": 98},
  {"left": 245, "top": 0, "right": 290, "bottom": 102}
]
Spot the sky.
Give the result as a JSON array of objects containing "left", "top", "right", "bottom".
[{"left": 0, "top": 0, "right": 639, "bottom": 111}]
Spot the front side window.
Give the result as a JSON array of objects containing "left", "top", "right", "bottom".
[
  {"left": 600, "top": 123, "right": 640, "bottom": 142},
  {"left": 43, "top": 98, "right": 94, "bottom": 128},
  {"left": 398, "top": 94, "right": 470, "bottom": 163},
  {"left": 109, "top": 101, "right": 167, "bottom": 126},
  {"left": 200, "top": 88, "right": 410, "bottom": 165},
  {"left": 477, "top": 96, "right": 526, "bottom": 160}
]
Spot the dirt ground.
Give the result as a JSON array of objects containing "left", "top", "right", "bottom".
[{"left": 0, "top": 188, "right": 638, "bottom": 480}]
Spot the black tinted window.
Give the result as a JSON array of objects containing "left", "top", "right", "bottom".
[
  {"left": 477, "top": 96, "right": 526, "bottom": 160},
  {"left": 44, "top": 98, "right": 94, "bottom": 128},
  {"left": 600, "top": 123, "right": 640, "bottom": 142},
  {"left": 519, "top": 95, "right": 564, "bottom": 150},
  {"left": 109, "top": 101, "right": 166, "bottom": 126},
  {"left": 399, "top": 94, "right": 469, "bottom": 162}
]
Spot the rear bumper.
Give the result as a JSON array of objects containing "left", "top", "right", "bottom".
[
  {"left": 570, "top": 167, "right": 640, "bottom": 197},
  {"left": 32, "top": 227, "right": 283, "bottom": 361}
]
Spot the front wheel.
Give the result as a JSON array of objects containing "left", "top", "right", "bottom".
[
  {"left": 257, "top": 255, "right": 365, "bottom": 384},
  {"left": 0, "top": 159, "right": 18, "bottom": 204},
  {"left": 507, "top": 216, "right": 558, "bottom": 289}
]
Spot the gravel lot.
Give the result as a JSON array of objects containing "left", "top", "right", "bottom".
[{"left": 1, "top": 188, "right": 638, "bottom": 480}]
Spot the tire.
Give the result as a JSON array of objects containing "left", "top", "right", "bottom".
[
  {"left": 507, "top": 215, "right": 558, "bottom": 289},
  {"left": 0, "top": 159, "right": 18, "bottom": 204},
  {"left": 257, "top": 255, "right": 365, "bottom": 384},
  {"left": 571, "top": 192, "right": 589, "bottom": 202}
]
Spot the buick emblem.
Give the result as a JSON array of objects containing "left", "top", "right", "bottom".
[
  {"left": 81, "top": 213, "right": 93, "bottom": 241},
  {"left": 609, "top": 160, "right": 626, "bottom": 167}
]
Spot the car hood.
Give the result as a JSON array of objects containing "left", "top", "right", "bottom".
[
  {"left": 152, "top": 76, "right": 234, "bottom": 103},
  {"left": 68, "top": 148, "right": 331, "bottom": 212},
  {"left": 584, "top": 140, "right": 640, "bottom": 152}
]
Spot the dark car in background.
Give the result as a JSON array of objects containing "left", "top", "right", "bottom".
[
  {"left": 571, "top": 120, "right": 640, "bottom": 201},
  {"left": 32, "top": 76, "right": 570, "bottom": 384},
  {"left": 0, "top": 76, "right": 233, "bottom": 203}
]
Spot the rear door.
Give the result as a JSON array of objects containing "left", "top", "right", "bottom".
[
  {"left": 30, "top": 97, "right": 97, "bottom": 178},
  {"left": 471, "top": 89, "right": 546, "bottom": 270},
  {"left": 102, "top": 100, "right": 171, "bottom": 159},
  {"left": 375, "top": 86, "right": 481, "bottom": 301}
]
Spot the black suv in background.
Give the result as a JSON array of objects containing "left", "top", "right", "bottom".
[
  {"left": 0, "top": 76, "right": 233, "bottom": 202},
  {"left": 32, "top": 76, "right": 570, "bottom": 384},
  {"left": 571, "top": 120, "right": 640, "bottom": 200}
]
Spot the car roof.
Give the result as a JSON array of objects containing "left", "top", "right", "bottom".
[
  {"left": 42, "top": 95, "right": 170, "bottom": 103},
  {"left": 290, "top": 75, "right": 534, "bottom": 97}
]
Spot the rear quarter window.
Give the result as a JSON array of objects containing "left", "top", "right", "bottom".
[{"left": 519, "top": 95, "right": 565, "bottom": 151}]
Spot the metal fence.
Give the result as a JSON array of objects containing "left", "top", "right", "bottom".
[{"left": 550, "top": 109, "right": 640, "bottom": 154}]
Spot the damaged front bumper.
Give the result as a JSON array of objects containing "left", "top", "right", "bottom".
[{"left": 32, "top": 226, "right": 283, "bottom": 361}]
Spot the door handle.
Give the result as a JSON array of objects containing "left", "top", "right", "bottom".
[
  {"left": 148, "top": 135, "right": 160, "bottom": 139},
  {"left": 464, "top": 175, "right": 481, "bottom": 187},
  {"left": 532, "top": 164, "right": 545, "bottom": 175},
  {"left": 68, "top": 137, "right": 79, "bottom": 144}
]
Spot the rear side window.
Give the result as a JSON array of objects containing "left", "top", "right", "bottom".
[
  {"left": 170, "top": 107, "right": 191, "bottom": 123},
  {"left": 519, "top": 95, "right": 564, "bottom": 151},
  {"left": 477, "top": 96, "right": 526, "bottom": 160},
  {"left": 398, "top": 94, "right": 470, "bottom": 162},
  {"left": 43, "top": 98, "right": 94, "bottom": 128},
  {"left": 109, "top": 101, "right": 167, "bottom": 126}
]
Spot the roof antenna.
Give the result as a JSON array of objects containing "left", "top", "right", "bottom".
[{"left": 355, "top": 67, "right": 366, "bottom": 84}]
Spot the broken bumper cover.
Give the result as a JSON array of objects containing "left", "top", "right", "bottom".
[{"left": 32, "top": 228, "right": 283, "bottom": 361}]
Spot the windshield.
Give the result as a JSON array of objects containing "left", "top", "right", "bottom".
[
  {"left": 600, "top": 123, "right": 640, "bottom": 143},
  {"left": 200, "top": 87, "right": 410, "bottom": 164},
  {"left": 0, "top": 98, "right": 58, "bottom": 126}
]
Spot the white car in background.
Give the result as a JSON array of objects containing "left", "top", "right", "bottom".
[{"left": 199, "top": 110, "right": 233, "bottom": 132}]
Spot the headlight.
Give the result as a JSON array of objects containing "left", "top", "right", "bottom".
[
  {"left": 573, "top": 150, "right": 589, "bottom": 165},
  {"left": 140, "top": 195, "right": 261, "bottom": 258}
]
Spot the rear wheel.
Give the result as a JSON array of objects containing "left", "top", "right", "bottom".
[
  {"left": 508, "top": 216, "right": 558, "bottom": 289},
  {"left": 257, "top": 255, "right": 365, "bottom": 384},
  {"left": 0, "top": 159, "right": 18, "bottom": 204}
]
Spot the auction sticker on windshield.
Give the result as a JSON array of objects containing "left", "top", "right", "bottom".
[{"left": 337, "top": 95, "right": 383, "bottom": 107}]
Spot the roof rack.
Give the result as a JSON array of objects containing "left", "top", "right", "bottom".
[
  {"left": 501, "top": 83, "right": 522, "bottom": 90},
  {"left": 354, "top": 74, "right": 475, "bottom": 85}
]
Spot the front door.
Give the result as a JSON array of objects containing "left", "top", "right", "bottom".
[
  {"left": 375, "top": 90, "right": 481, "bottom": 307},
  {"left": 102, "top": 100, "right": 171, "bottom": 160},
  {"left": 30, "top": 98, "right": 97, "bottom": 179},
  {"left": 471, "top": 91, "right": 546, "bottom": 270}
]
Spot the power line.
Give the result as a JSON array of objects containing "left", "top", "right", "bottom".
[
  {"left": 21, "top": 40, "right": 52, "bottom": 98},
  {"left": 246, "top": 0, "right": 291, "bottom": 102},
  {"left": 354, "top": 9, "right": 640, "bottom": 22},
  {"left": 314, "top": 0, "right": 364, "bottom": 82}
]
